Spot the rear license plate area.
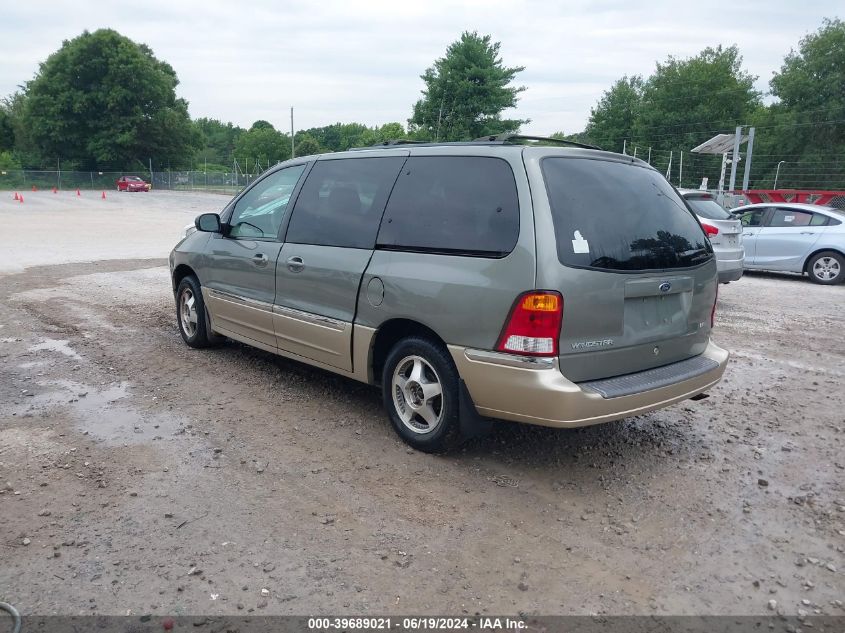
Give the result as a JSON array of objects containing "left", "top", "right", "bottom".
[{"left": 624, "top": 294, "right": 686, "bottom": 338}]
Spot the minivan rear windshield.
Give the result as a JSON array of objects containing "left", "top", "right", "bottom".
[
  {"left": 542, "top": 157, "right": 711, "bottom": 272},
  {"left": 684, "top": 196, "right": 732, "bottom": 220}
]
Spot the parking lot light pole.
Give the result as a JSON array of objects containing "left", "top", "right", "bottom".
[{"left": 774, "top": 160, "right": 786, "bottom": 189}]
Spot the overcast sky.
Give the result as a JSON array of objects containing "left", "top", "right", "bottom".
[{"left": 1, "top": 1, "right": 839, "bottom": 137}]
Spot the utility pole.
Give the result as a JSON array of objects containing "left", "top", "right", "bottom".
[
  {"left": 290, "top": 107, "right": 295, "bottom": 159},
  {"left": 622, "top": 139, "right": 626, "bottom": 155},
  {"left": 741, "top": 127, "right": 755, "bottom": 192},
  {"left": 728, "top": 126, "right": 742, "bottom": 192},
  {"left": 679, "top": 152, "right": 683, "bottom": 188}
]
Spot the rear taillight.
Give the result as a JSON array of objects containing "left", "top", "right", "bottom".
[
  {"left": 702, "top": 222, "right": 719, "bottom": 236},
  {"left": 711, "top": 285, "right": 718, "bottom": 328},
  {"left": 496, "top": 291, "right": 563, "bottom": 357}
]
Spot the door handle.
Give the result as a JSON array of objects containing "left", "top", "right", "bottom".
[
  {"left": 800, "top": 231, "right": 816, "bottom": 235},
  {"left": 286, "top": 256, "right": 304, "bottom": 272},
  {"left": 251, "top": 253, "right": 268, "bottom": 267}
]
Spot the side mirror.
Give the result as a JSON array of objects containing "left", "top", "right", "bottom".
[{"left": 195, "top": 213, "right": 222, "bottom": 233}]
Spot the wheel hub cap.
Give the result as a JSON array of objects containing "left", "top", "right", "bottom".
[
  {"left": 180, "top": 289, "right": 198, "bottom": 336},
  {"left": 391, "top": 355, "right": 444, "bottom": 434},
  {"left": 814, "top": 257, "right": 840, "bottom": 281}
]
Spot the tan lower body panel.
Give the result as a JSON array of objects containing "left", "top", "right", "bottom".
[
  {"left": 207, "top": 309, "right": 375, "bottom": 386},
  {"left": 204, "top": 289, "right": 276, "bottom": 348},
  {"left": 271, "top": 307, "right": 352, "bottom": 372},
  {"left": 449, "top": 341, "right": 729, "bottom": 429}
]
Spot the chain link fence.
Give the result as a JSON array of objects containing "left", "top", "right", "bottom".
[{"left": 0, "top": 169, "right": 263, "bottom": 194}]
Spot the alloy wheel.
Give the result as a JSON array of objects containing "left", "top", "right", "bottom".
[
  {"left": 179, "top": 287, "right": 198, "bottom": 337},
  {"left": 391, "top": 355, "right": 444, "bottom": 434}
]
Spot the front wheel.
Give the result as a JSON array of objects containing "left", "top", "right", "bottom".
[
  {"left": 175, "top": 276, "right": 216, "bottom": 348},
  {"left": 807, "top": 251, "right": 843, "bottom": 285},
  {"left": 382, "top": 337, "right": 461, "bottom": 452}
]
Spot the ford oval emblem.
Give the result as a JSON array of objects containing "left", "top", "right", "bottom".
[{"left": 659, "top": 282, "right": 672, "bottom": 293}]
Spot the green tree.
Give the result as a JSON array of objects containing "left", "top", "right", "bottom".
[
  {"left": 0, "top": 106, "right": 14, "bottom": 152},
  {"left": 0, "top": 150, "right": 22, "bottom": 170},
  {"left": 633, "top": 46, "right": 759, "bottom": 152},
  {"left": 294, "top": 134, "right": 322, "bottom": 157},
  {"left": 584, "top": 76, "right": 643, "bottom": 152},
  {"left": 20, "top": 29, "right": 198, "bottom": 169},
  {"left": 234, "top": 122, "right": 290, "bottom": 165},
  {"left": 409, "top": 31, "right": 528, "bottom": 141},
  {"left": 194, "top": 117, "right": 244, "bottom": 166},
  {"left": 752, "top": 18, "right": 845, "bottom": 188}
]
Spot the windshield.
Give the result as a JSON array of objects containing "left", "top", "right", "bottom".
[
  {"left": 542, "top": 157, "right": 711, "bottom": 272},
  {"left": 684, "top": 196, "right": 731, "bottom": 220},
  {"left": 127, "top": 176, "right": 143, "bottom": 181}
]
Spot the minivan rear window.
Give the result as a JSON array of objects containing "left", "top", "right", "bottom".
[
  {"left": 542, "top": 158, "right": 711, "bottom": 272},
  {"left": 377, "top": 157, "right": 519, "bottom": 257},
  {"left": 684, "top": 195, "right": 732, "bottom": 220}
]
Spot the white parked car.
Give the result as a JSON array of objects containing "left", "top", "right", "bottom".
[
  {"left": 680, "top": 191, "right": 744, "bottom": 283},
  {"left": 729, "top": 202, "right": 845, "bottom": 285}
]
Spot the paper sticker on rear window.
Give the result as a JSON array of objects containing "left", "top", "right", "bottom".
[
  {"left": 784, "top": 215, "right": 795, "bottom": 222},
  {"left": 572, "top": 230, "right": 590, "bottom": 253}
]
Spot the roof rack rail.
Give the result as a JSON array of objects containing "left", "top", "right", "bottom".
[
  {"left": 473, "top": 134, "right": 601, "bottom": 150},
  {"left": 372, "top": 139, "right": 427, "bottom": 146}
]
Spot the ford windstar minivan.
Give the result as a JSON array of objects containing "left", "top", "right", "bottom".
[{"left": 170, "top": 135, "right": 728, "bottom": 451}]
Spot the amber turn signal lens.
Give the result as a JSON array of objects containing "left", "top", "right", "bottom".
[{"left": 520, "top": 293, "right": 560, "bottom": 312}]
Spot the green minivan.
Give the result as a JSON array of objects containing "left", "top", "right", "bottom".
[{"left": 170, "top": 136, "right": 727, "bottom": 451}]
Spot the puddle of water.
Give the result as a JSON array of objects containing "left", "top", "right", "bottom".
[
  {"left": 28, "top": 338, "right": 82, "bottom": 360},
  {"left": 12, "top": 379, "right": 186, "bottom": 446}
]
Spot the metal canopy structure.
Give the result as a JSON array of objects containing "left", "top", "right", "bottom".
[
  {"left": 690, "top": 126, "right": 756, "bottom": 195},
  {"left": 690, "top": 133, "right": 748, "bottom": 155}
]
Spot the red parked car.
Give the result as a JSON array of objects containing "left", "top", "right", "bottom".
[{"left": 116, "top": 175, "right": 151, "bottom": 192}]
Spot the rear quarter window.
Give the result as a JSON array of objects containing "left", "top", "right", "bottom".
[
  {"left": 684, "top": 196, "right": 732, "bottom": 220},
  {"left": 377, "top": 156, "right": 519, "bottom": 257},
  {"left": 542, "top": 157, "right": 711, "bottom": 272}
]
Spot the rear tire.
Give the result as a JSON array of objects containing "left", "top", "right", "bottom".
[
  {"left": 807, "top": 251, "right": 844, "bottom": 285},
  {"left": 176, "top": 275, "right": 216, "bottom": 348},
  {"left": 382, "top": 337, "right": 462, "bottom": 453}
]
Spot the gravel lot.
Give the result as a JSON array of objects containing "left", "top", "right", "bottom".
[{"left": 0, "top": 191, "right": 843, "bottom": 617}]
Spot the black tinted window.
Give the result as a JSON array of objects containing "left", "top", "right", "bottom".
[
  {"left": 285, "top": 157, "right": 404, "bottom": 248},
  {"left": 377, "top": 157, "right": 519, "bottom": 256},
  {"left": 684, "top": 196, "right": 731, "bottom": 220},
  {"left": 542, "top": 158, "right": 711, "bottom": 271}
]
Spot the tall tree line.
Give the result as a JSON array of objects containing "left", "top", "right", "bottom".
[{"left": 582, "top": 19, "right": 845, "bottom": 189}]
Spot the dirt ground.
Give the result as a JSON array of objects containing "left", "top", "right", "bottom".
[{"left": 0, "top": 191, "right": 843, "bottom": 617}]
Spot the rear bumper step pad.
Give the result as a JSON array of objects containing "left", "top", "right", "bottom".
[{"left": 578, "top": 355, "right": 720, "bottom": 399}]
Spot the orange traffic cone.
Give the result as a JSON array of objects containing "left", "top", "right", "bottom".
[
  {"left": 13, "top": 192, "right": 19, "bottom": 201},
  {"left": 31, "top": 185, "right": 37, "bottom": 192},
  {"left": 101, "top": 191, "right": 106, "bottom": 199},
  {"left": 52, "top": 186, "right": 57, "bottom": 194},
  {"left": 76, "top": 189, "right": 81, "bottom": 196},
  {"left": 19, "top": 194, "right": 23, "bottom": 203}
]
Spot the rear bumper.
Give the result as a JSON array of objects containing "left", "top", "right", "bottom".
[
  {"left": 715, "top": 251, "right": 744, "bottom": 283},
  {"left": 718, "top": 267, "right": 743, "bottom": 283},
  {"left": 449, "top": 341, "right": 729, "bottom": 429}
]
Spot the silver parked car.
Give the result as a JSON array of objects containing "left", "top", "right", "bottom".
[
  {"left": 680, "top": 190, "right": 744, "bottom": 283},
  {"left": 170, "top": 136, "right": 728, "bottom": 451},
  {"left": 729, "top": 203, "right": 845, "bottom": 284}
]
